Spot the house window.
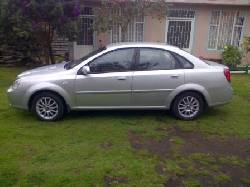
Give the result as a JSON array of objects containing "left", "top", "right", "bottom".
[
  {"left": 77, "top": 7, "right": 94, "bottom": 45},
  {"left": 208, "top": 10, "right": 245, "bottom": 50},
  {"left": 168, "top": 9, "right": 195, "bottom": 18},
  {"left": 166, "top": 9, "right": 195, "bottom": 50},
  {"left": 110, "top": 15, "right": 144, "bottom": 43}
]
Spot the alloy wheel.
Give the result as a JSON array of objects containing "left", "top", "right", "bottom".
[
  {"left": 177, "top": 96, "right": 200, "bottom": 119},
  {"left": 35, "top": 97, "right": 59, "bottom": 120}
]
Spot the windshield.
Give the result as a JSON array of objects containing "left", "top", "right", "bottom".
[{"left": 65, "top": 47, "right": 106, "bottom": 70}]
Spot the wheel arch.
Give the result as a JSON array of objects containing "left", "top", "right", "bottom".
[
  {"left": 169, "top": 90, "right": 208, "bottom": 111},
  {"left": 25, "top": 83, "right": 73, "bottom": 111},
  {"left": 166, "top": 84, "right": 212, "bottom": 109},
  {"left": 28, "top": 90, "right": 68, "bottom": 112}
]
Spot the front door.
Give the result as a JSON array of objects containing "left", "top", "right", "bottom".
[
  {"left": 75, "top": 48, "right": 136, "bottom": 108},
  {"left": 132, "top": 48, "right": 184, "bottom": 107},
  {"left": 166, "top": 9, "right": 195, "bottom": 52}
]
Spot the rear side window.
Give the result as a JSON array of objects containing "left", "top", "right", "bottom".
[
  {"left": 136, "top": 48, "right": 177, "bottom": 71},
  {"left": 172, "top": 53, "right": 194, "bottom": 69}
]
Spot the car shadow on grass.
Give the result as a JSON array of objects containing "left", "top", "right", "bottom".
[
  {"left": 64, "top": 109, "right": 171, "bottom": 120},
  {"left": 64, "top": 107, "right": 229, "bottom": 122}
]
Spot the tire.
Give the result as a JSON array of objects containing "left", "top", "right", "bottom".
[
  {"left": 171, "top": 91, "right": 204, "bottom": 120},
  {"left": 31, "top": 92, "right": 65, "bottom": 121}
]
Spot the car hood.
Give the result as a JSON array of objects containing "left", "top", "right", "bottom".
[{"left": 17, "top": 62, "right": 67, "bottom": 78}]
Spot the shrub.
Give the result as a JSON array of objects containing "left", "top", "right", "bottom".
[
  {"left": 242, "top": 37, "right": 250, "bottom": 53},
  {"left": 242, "top": 37, "right": 250, "bottom": 65},
  {"left": 222, "top": 45, "right": 242, "bottom": 67}
]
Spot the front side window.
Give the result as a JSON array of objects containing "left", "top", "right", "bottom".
[
  {"left": 136, "top": 48, "right": 176, "bottom": 71},
  {"left": 65, "top": 47, "right": 106, "bottom": 70},
  {"left": 208, "top": 10, "right": 245, "bottom": 50},
  {"left": 89, "top": 48, "right": 135, "bottom": 73}
]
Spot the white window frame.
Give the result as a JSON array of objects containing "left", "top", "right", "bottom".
[
  {"left": 77, "top": 7, "right": 94, "bottom": 46},
  {"left": 208, "top": 10, "right": 245, "bottom": 50},
  {"left": 109, "top": 15, "right": 144, "bottom": 43},
  {"left": 165, "top": 8, "right": 196, "bottom": 52}
]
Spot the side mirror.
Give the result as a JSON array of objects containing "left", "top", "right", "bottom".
[{"left": 81, "top": 66, "right": 90, "bottom": 75}]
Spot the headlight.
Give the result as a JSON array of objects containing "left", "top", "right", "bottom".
[{"left": 12, "top": 79, "right": 21, "bottom": 89}]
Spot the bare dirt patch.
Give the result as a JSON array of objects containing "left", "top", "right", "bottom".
[
  {"left": 171, "top": 125, "right": 250, "bottom": 158},
  {"left": 128, "top": 130, "right": 172, "bottom": 156},
  {"left": 100, "top": 141, "right": 113, "bottom": 150},
  {"left": 128, "top": 126, "right": 250, "bottom": 187},
  {"left": 128, "top": 126, "right": 250, "bottom": 158},
  {"left": 155, "top": 163, "right": 167, "bottom": 176},
  {"left": 104, "top": 175, "right": 128, "bottom": 187},
  {"left": 220, "top": 164, "right": 250, "bottom": 186},
  {"left": 164, "top": 178, "right": 183, "bottom": 187},
  {"left": 163, "top": 165, "right": 250, "bottom": 187}
]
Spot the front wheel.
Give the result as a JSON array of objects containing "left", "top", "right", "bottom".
[
  {"left": 31, "top": 92, "right": 65, "bottom": 121},
  {"left": 172, "top": 92, "right": 204, "bottom": 120}
]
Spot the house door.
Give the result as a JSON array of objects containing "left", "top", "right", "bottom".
[{"left": 166, "top": 9, "right": 195, "bottom": 52}]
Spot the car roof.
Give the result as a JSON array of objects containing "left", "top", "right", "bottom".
[{"left": 107, "top": 42, "right": 180, "bottom": 51}]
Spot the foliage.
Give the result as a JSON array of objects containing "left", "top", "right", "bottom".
[
  {"left": 242, "top": 37, "right": 250, "bottom": 52},
  {"left": 1, "top": 0, "right": 169, "bottom": 65},
  {"left": 222, "top": 45, "right": 242, "bottom": 67},
  {"left": 0, "top": 0, "right": 81, "bottom": 65},
  {"left": 0, "top": 0, "right": 42, "bottom": 65},
  {"left": 94, "top": 0, "right": 168, "bottom": 41},
  {"left": 242, "top": 37, "right": 250, "bottom": 64}
]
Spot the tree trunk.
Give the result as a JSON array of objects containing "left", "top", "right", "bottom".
[
  {"left": 48, "top": 25, "right": 55, "bottom": 64},
  {"left": 48, "top": 42, "right": 55, "bottom": 64},
  {"left": 44, "top": 47, "right": 50, "bottom": 65}
]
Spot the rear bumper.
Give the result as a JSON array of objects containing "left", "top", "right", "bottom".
[{"left": 209, "top": 85, "right": 233, "bottom": 107}]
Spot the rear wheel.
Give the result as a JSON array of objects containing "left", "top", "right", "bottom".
[
  {"left": 31, "top": 92, "right": 65, "bottom": 121},
  {"left": 172, "top": 92, "right": 204, "bottom": 120}
]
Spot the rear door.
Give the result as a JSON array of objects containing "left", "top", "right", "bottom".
[{"left": 131, "top": 48, "right": 185, "bottom": 107}]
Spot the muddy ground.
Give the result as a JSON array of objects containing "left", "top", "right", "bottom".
[{"left": 128, "top": 125, "right": 250, "bottom": 187}]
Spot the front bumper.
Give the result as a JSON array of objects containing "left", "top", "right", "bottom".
[{"left": 7, "top": 87, "right": 27, "bottom": 110}]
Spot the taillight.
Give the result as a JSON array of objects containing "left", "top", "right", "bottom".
[{"left": 224, "top": 68, "right": 231, "bottom": 82}]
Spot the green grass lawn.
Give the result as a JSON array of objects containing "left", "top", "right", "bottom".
[{"left": 0, "top": 67, "right": 250, "bottom": 187}]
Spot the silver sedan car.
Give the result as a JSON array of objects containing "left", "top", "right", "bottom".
[{"left": 7, "top": 43, "right": 233, "bottom": 121}]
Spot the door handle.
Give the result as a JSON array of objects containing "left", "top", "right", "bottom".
[
  {"left": 170, "top": 75, "right": 180, "bottom": 79},
  {"left": 117, "top": 76, "right": 127, "bottom": 80}
]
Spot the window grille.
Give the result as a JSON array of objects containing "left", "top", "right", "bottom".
[
  {"left": 208, "top": 10, "right": 245, "bottom": 50},
  {"left": 77, "top": 7, "right": 94, "bottom": 45},
  {"left": 110, "top": 15, "right": 144, "bottom": 43},
  {"left": 166, "top": 9, "right": 195, "bottom": 49},
  {"left": 168, "top": 9, "right": 195, "bottom": 18}
]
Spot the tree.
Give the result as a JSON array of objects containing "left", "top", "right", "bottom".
[
  {"left": 19, "top": 0, "right": 82, "bottom": 64},
  {"left": 94, "top": 0, "right": 168, "bottom": 41},
  {"left": 0, "top": 0, "right": 81, "bottom": 65},
  {"left": 0, "top": 0, "right": 43, "bottom": 65},
  {"left": 0, "top": 0, "right": 168, "bottom": 65},
  {"left": 242, "top": 37, "right": 250, "bottom": 65}
]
